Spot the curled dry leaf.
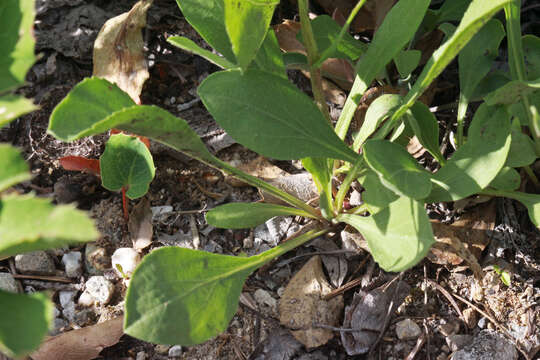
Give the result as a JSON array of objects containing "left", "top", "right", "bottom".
[
  {"left": 128, "top": 197, "right": 153, "bottom": 250},
  {"left": 279, "top": 256, "right": 344, "bottom": 349},
  {"left": 31, "top": 317, "right": 124, "bottom": 360},
  {"left": 93, "top": 0, "right": 152, "bottom": 104},
  {"left": 341, "top": 280, "right": 410, "bottom": 355},
  {"left": 225, "top": 156, "right": 288, "bottom": 187},
  {"left": 314, "top": 0, "right": 396, "bottom": 32}
]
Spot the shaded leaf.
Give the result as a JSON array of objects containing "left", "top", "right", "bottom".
[
  {"left": 198, "top": 69, "right": 358, "bottom": 162},
  {"left": 406, "top": 101, "right": 444, "bottom": 163},
  {"left": 0, "top": 95, "right": 38, "bottom": 127},
  {"left": 489, "top": 167, "right": 520, "bottom": 191},
  {"left": 224, "top": 0, "right": 277, "bottom": 70},
  {"left": 428, "top": 104, "right": 511, "bottom": 202},
  {"left": 491, "top": 190, "right": 540, "bottom": 228},
  {"left": 93, "top": 0, "right": 152, "bottom": 104},
  {"left": 337, "top": 196, "right": 435, "bottom": 272},
  {"left": 359, "top": 170, "right": 399, "bottom": 214},
  {"left": 0, "top": 291, "right": 53, "bottom": 358},
  {"left": 250, "top": 29, "right": 287, "bottom": 79},
  {"left": 436, "top": 0, "right": 472, "bottom": 22},
  {"left": 100, "top": 133, "right": 155, "bottom": 199},
  {"left": 0, "top": 194, "right": 98, "bottom": 259},
  {"left": 363, "top": 139, "right": 432, "bottom": 199},
  {"left": 167, "top": 36, "right": 235, "bottom": 69},
  {"left": 59, "top": 156, "right": 100, "bottom": 176},
  {"left": 394, "top": 49, "right": 421, "bottom": 78},
  {"left": 505, "top": 129, "right": 536, "bottom": 167},
  {"left": 0, "top": 144, "right": 30, "bottom": 192},
  {"left": 302, "top": 157, "right": 333, "bottom": 219},
  {"left": 523, "top": 35, "right": 540, "bottom": 80},
  {"left": 206, "top": 202, "right": 313, "bottom": 229},
  {"left": 484, "top": 78, "right": 540, "bottom": 105}
]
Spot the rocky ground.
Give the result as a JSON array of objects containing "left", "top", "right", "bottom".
[{"left": 1, "top": 0, "right": 539, "bottom": 359}]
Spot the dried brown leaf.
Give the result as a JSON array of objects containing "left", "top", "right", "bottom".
[
  {"left": 31, "top": 317, "right": 124, "bottom": 360},
  {"left": 314, "top": 0, "right": 396, "bottom": 32},
  {"left": 128, "top": 197, "right": 153, "bottom": 250},
  {"left": 279, "top": 256, "right": 344, "bottom": 349},
  {"left": 93, "top": 0, "right": 152, "bottom": 104}
]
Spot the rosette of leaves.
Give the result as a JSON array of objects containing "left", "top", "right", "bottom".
[
  {"left": 0, "top": 1, "right": 98, "bottom": 357},
  {"left": 47, "top": 0, "right": 539, "bottom": 349}
]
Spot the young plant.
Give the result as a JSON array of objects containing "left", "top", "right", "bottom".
[
  {"left": 47, "top": 0, "right": 538, "bottom": 347},
  {"left": 0, "top": 0, "right": 98, "bottom": 356}
]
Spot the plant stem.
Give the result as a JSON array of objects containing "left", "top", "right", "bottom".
[
  {"left": 504, "top": 1, "right": 540, "bottom": 152},
  {"left": 298, "top": 0, "right": 331, "bottom": 124},
  {"left": 456, "top": 94, "right": 468, "bottom": 148},
  {"left": 348, "top": 203, "right": 369, "bottom": 215},
  {"left": 335, "top": 157, "right": 363, "bottom": 213},
  {"left": 524, "top": 165, "right": 540, "bottom": 188},
  {"left": 121, "top": 187, "right": 129, "bottom": 221}
]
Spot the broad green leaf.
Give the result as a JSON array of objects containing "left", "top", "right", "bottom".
[
  {"left": 335, "top": 0, "right": 430, "bottom": 140},
  {"left": 337, "top": 196, "right": 435, "bottom": 272},
  {"left": 489, "top": 167, "right": 520, "bottom": 191},
  {"left": 0, "top": 144, "right": 30, "bottom": 192},
  {"left": 523, "top": 35, "right": 540, "bottom": 80},
  {"left": 484, "top": 78, "right": 540, "bottom": 105},
  {"left": 0, "top": 291, "right": 53, "bottom": 358},
  {"left": 48, "top": 77, "right": 135, "bottom": 141},
  {"left": 363, "top": 139, "right": 432, "bottom": 199},
  {"left": 224, "top": 0, "right": 277, "bottom": 70},
  {"left": 174, "top": 0, "right": 235, "bottom": 62},
  {"left": 407, "top": 101, "right": 444, "bottom": 163},
  {"left": 100, "top": 134, "right": 155, "bottom": 199},
  {"left": 0, "top": 0, "right": 36, "bottom": 93},
  {"left": 353, "top": 94, "right": 402, "bottom": 151},
  {"left": 471, "top": 71, "right": 510, "bottom": 101},
  {"left": 124, "top": 228, "right": 327, "bottom": 345},
  {"left": 506, "top": 129, "right": 536, "bottom": 167},
  {"left": 250, "top": 29, "right": 287, "bottom": 79},
  {"left": 358, "top": 170, "right": 399, "bottom": 214},
  {"left": 0, "top": 194, "right": 98, "bottom": 259},
  {"left": 283, "top": 52, "right": 308, "bottom": 69},
  {"left": 206, "top": 202, "right": 313, "bottom": 229},
  {"left": 394, "top": 50, "right": 421, "bottom": 78},
  {"left": 302, "top": 157, "right": 333, "bottom": 219},
  {"left": 198, "top": 69, "right": 358, "bottom": 163},
  {"left": 428, "top": 104, "right": 511, "bottom": 202},
  {"left": 167, "top": 36, "right": 235, "bottom": 69},
  {"left": 298, "top": 15, "right": 365, "bottom": 62},
  {"left": 436, "top": 0, "right": 472, "bottom": 22},
  {"left": 0, "top": 95, "right": 38, "bottom": 127}
]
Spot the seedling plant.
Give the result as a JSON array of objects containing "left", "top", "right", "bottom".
[{"left": 47, "top": 0, "right": 540, "bottom": 347}]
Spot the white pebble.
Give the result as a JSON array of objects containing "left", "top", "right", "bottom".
[
  {"left": 78, "top": 290, "right": 95, "bottom": 307},
  {"left": 85, "top": 276, "right": 114, "bottom": 305},
  {"left": 0, "top": 273, "right": 19, "bottom": 293},
  {"left": 58, "top": 290, "right": 76, "bottom": 308},
  {"left": 62, "top": 251, "right": 82, "bottom": 278},
  {"left": 168, "top": 345, "right": 183, "bottom": 357},
  {"left": 111, "top": 248, "right": 140, "bottom": 277}
]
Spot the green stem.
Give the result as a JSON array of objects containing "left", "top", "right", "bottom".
[
  {"left": 348, "top": 203, "right": 369, "bottom": 215},
  {"left": 456, "top": 94, "right": 468, "bottom": 148},
  {"left": 335, "top": 157, "right": 364, "bottom": 213},
  {"left": 504, "top": 1, "right": 540, "bottom": 150},
  {"left": 524, "top": 165, "right": 540, "bottom": 188},
  {"left": 298, "top": 0, "right": 331, "bottom": 124},
  {"left": 313, "top": 0, "right": 368, "bottom": 68},
  {"left": 335, "top": 75, "right": 368, "bottom": 140}
]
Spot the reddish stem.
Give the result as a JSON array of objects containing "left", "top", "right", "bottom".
[{"left": 122, "top": 187, "right": 129, "bottom": 221}]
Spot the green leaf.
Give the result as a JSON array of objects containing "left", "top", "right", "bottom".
[
  {"left": 224, "top": 0, "right": 277, "bottom": 70},
  {"left": 353, "top": 94, "right": 403, "bottom": 151},
  {"left": 407, "top": 101, "right": 445, "bottom": 163},
  {"left": 428, "top": 104, "right": 511, "bottom": 202},
  {"left": 487, "top": 189, "right": 540, "bottom": 227},
  {"left": 124, "top": 228, "right": 327, "bottom": 345},
  {"left": 394, "top": 50, "right": 421, "bottom": 78},
  {"left": 299, "top": 15, "right": 365, "bottom": 62},
  {"left": 0, "top": 0, "right": 36, "bottom": 93},
  {"left": 250, "top": 29, "right": 287, "bottom": 79},
  {"left": 358, "top": 170, "right": 399, "bottom": 214},
  {"left": 335, "top": 0, "right": 430, "bottom": 140},
  {"left": 489, "top": 167, "right": 520, "bottom": 191},
  {"left": 493, "top": 265, "right": 511, "bottom": 286},
  {"left": 523, "top": 35, "right": 540, "bottom": 80},
  {"left": 100, "top": 134, "right": 155, "bottom": 199},
  {"left": 458, "top": 19, "right": 505, "bottom": 106},
  {"left": 506, "top": 129, "right": 536, "bottom": 167},
  {"left": 206, "top": 202, "right": 313, "bottom": 229},
  {"left": 167, "top": 36, "right": 235, "bottom": 69},
  {"left": 470, "top": 71, "right": 511, "bottom": 101},
  {"left": 174, "top": 0, "right": 235, "bottom": 62},
  {"left": 0, "top": 291, "right": 53, "bottom": 358},
  {"left": 436, "top": 0, "right": 472, "bottom": 22},
  {"left": 0, "top": 95, "right": 38, "bottom": 127},
  {"left": 363, "top": 139, "right": 432, "bottom": 199},
  {"left": 198, "top": 69, "right": 358, "bottom": 162},
  {"left": 337, "top": 196, "right": 435, "bottom": 272},
  {"left": 484, "top": 78, "right": 540, "bottom": 105},
  {"left": 0, "top": 144, "right": 30, "bottom": 192},
  {"left": 48, "top": 77, "right": 135, "bottom": 141},
  {"left": 0, "top": 194, "right": 98, "bottom": 259},
  {"left": 302, "top": 157, "right": 333, "bottom": 219}
]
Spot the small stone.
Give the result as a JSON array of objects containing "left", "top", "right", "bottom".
[
  {"left": 135, "top": 351, "right": 146, "bottom": 360},
  {"left": 58, "top": 290, "right": 76, "bottom": 308},
  {"left": 450, "top": 329, "right": 517, "bottom": 360},
  {"left": 15, "top": 251, "right": 56, "bottom": 275},
  {"left": 154, "top": 344, "right": 170, "bottom": 355},
  {"left": 62, "top": 251, "right": 82, "bottom": 278},
  {"left": 74, "top": 308, "right": 96, "bottom": 327},
  {"left": 85, "top": 276, "right": 114, "bottom": 305},
  {"left": 439, "top": 320, "right": 460, "bottom": 336},
  {"left": 477, "top": 317, "right": 487, "bottom": 329},
  {"left": 168, "top": 345, "right": 182, "bottom": 357},
  {"left": 463, "top": 308, "right": 477, "bottom": 329},
  {"left": 111, "top": 248, "right": 140, "bottom": 277},
  {"left": 446, "top": 334, "right": 473, "bottom": 352},
  {"left": 253, "top": 289, "right": 277, "bottom": 316},
  {"left": 396, "top": 319, "right": 422, "bottom": 340},
  {"left": 85, "top": 243, "right": 110, "bottom": 275},
  {"left": 78, "top": 290, "right": 94, "bottom": 307},
  {"left": 0, "top": 273, "right": 19, "bottom": 293},
  {"left": 436, "top": 354, "right": 448, "bottom": 360},
  {"left": 62, "top": 302, "right": 76, "bottom": 322},
  {"left": 50, "top": 317, "right": 68, "bottom": 336}
]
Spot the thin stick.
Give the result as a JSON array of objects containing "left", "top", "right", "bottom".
[
  {"left": 404, "top": 331, "right": 427, "bottom": 360},
  {"left": 12, "top": 274, "right": 74, "bottom": 283},
  {"left": 427, "top": 279, "right": 464, "bottom": 320}
]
